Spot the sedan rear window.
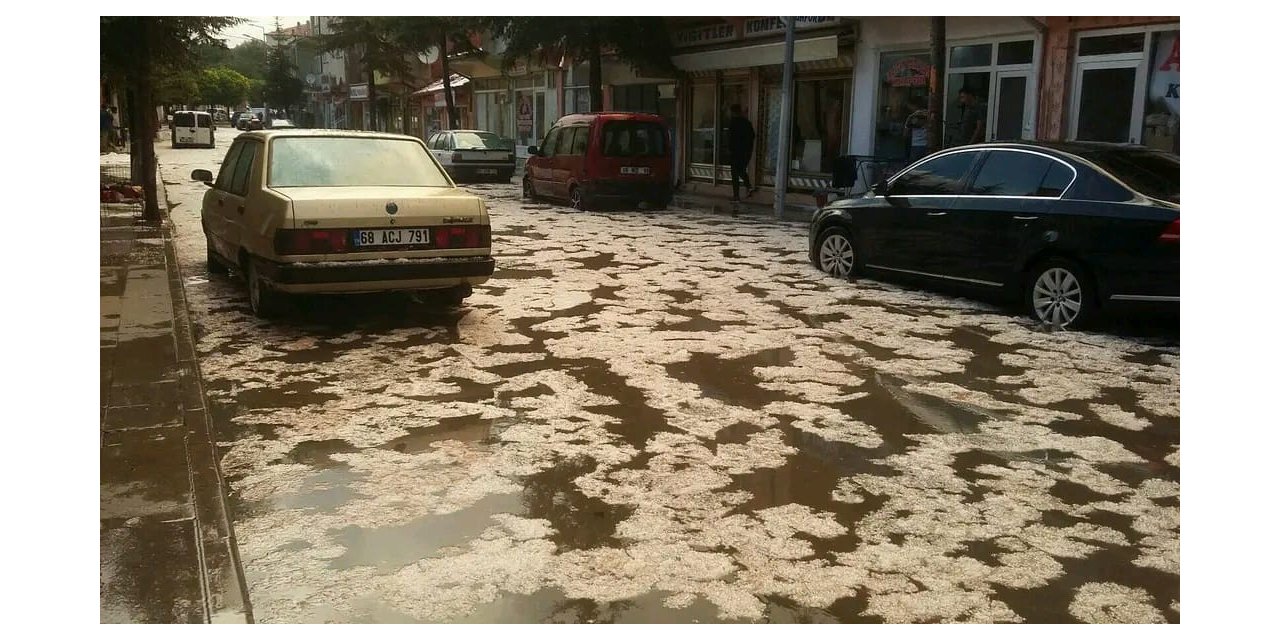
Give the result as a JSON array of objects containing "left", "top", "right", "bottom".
[
  {"left": 602, "top": 122, "right": 667, "bottom": 157},
  {"left": 268, "top": 137, "right": 451, "bottom": 187},
  {"left": 1088, "top": 150, "right": 1179, "bottom": 203},
  {"left": 453, "top": 132, "right": 511, "bottom": 150}
]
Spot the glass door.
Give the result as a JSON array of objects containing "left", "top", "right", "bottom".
[
  {"left": 993, "top": 71, "right": 1031, "bottom": 140},
  {"left": 1071, "top": 59, "right": 1143, "bottom": 143}
]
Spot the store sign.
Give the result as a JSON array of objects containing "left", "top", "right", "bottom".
[
  {"left": 744, "top": 16, "right": 839, "bottom": 37},
  {"left": 349, "top": 83, "right": 369, "bottom": 101},
  {"left": 1149, "top": 32, "right": 1179, "bottom": 116},
  {"left": 886, "top": 57, "right": 932, "bottom": 87},
  {"left": 673, "top": 23, "right": 738, "bottom": 47},
  {"left": 511, "top": 60, "right": 528, "bottom": 76},
  {"left": 516, "top": 94, "right": 534, "bottom": 134}
]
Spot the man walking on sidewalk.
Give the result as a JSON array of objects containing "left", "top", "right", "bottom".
[{"left": 727, "top": 104, "right": 757, "bottom": 202}]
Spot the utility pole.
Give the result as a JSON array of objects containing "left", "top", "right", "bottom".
[{"left": 773, "top": 17, "right": 796, "bottom": 219}]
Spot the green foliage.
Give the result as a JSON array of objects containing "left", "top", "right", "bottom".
[
  {"left": 153, "top": 65, "right": 202, "bottom": 104},
  {"left": 314, "top": 17, "right": 410, "bottom": 82},
  {"left": 100, "top": 16, "right": 242, "bottom": 77},
  {"left": 226, "top": 40, "right": 269, "bottom": 81},
  {"left": 264, "top": 45, "right": 304, "bottom": 109},
  {"left": 199, "top": 66, "right": 253, "bottom": 107},
  {"left": 489, "top": 17, "right": 678, "bottom": 76}
]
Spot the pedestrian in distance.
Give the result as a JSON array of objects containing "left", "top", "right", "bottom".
[
  {"left": 904, "top": 99, "right": 930, "bottom": 162},
  {"left": 101, "top": 104, "right": 115, "bottom": 153},
  {"left": 727, "top": 104, "right": 757, "bottom": 202},
  {"left": 957, "top": 86, "right": 987, "bottom": 145}
]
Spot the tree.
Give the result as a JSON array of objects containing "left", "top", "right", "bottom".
[
  {"left": 199, "top": 66, "right": 253, "bottom": 109},
  {"left": 226, "top": 39, "right": 269, "bottom": 84},
  {"left": 264, "top": 44, "right": 304, "bottom": 113},
  {"left": 101, "top": 16, "right": 240, "bottom": 221},
  {"left": 388, "top": 18, "right": 483, "bottom": 130},
  {"left": 153, "top": 65, "right": 202, "bottom": 106},
  {"left": 315, "top": 17, "right": 410, "bottom": 131},
  {"left": 490, "top": 17, "right": 678, "bottom": 112}
]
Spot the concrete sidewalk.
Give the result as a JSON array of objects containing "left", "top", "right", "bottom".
[{"left": 99, "top": 170, "right": 251, "bottom": 623}]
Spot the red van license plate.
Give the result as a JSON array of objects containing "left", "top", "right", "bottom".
[{"left": 620, "top": 166, "right": 651, "bottom": 175}]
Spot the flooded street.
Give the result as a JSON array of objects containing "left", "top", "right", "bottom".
[{"left": 157, "top": 138, "right": 1179, "bottom": 623}]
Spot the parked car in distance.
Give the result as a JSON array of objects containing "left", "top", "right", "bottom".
[
  {"left": 236, "top": 113, "right": 263, "bottom": 131},
  {"left": 190, "top": 130, "right": 495, "bottom": 318},
  {"left": 170, "top": 110, "right": 215, "bottom": 148},
  {"left": 267, "top": 119, "right": 298, "bottom": 129},
  {"left": 524, "top": 112, "right": 673, "bottom": 211},
  {"left": 809, "top": 142, "right": 1179, "bottom": 328},
  {"left": 426, "top": 130, "right": 515, "bottom": 183}
]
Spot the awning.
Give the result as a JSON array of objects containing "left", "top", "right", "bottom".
[
  {"left": 412, "top": 74, "right": 471, "bottom": 97},
  {"left": 672, "top": 35, "right": 839, "bottom": 72}
]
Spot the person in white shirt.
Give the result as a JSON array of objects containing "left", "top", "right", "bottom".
[{"left": 904, "top": 99, "right": 930, "bottom": 162}]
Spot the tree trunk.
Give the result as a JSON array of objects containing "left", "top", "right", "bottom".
[
  {"left": 367, "top": 51, "right": 378, "bottom": 131},
  {"left": 442, "top": 31, "right": 459, "bottom": 129},
  {"left": 589, "top": 30, "right": 604, "bottom": 112},
  {"left": 138, "top": 18, "right": 160, "bottom": 222},
  {"left": 928, "top": 17, "right": 946, "bottom": 152}
]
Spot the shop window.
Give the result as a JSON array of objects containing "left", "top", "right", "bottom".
[
  {"left": 1078, "top": 33, "right": 1145, "bottom": 56},
  {"left": 1142, "top": 30, "right": 1179, "bottom": 153},
  {"left": 614, "top": 84, "right": 660, "bottom": 114},
  {"left": 997, "top": 40, "right": 1034, "bottom": 65},
  {"left": 874, "top": 51, "right": 931, "bottom": 160},
  {"left": 950, "top": 44, "right": 992, "bottom": 68},
  {"left": 765, "top": 78, "right": 849, "bottom": 175},
  {"left": 690, "top": 84, "right": 716, "bottom": 164},
  {"left": 564, "top": 87, "right": 591, "bottom": 114}
]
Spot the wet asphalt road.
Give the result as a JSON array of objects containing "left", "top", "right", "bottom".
[{"left": 156, "top": 133, "right": 1179, "bottom": 623}]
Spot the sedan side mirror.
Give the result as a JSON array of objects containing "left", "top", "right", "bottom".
[
  {"left": 191, "top": 169, "right": 214, "bottom": 184},
  {"left": 872, "top": 181, "right": 889, "bottom": 196},
  {"left": 527, "top": 146, "right": 539, "bottom": 156}
]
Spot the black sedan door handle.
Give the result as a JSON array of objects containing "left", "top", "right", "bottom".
[
  {"left": 1013, "top": 215, "right": 1039, "bottom": 221},
  {"left": 926, "top": 211, "right": 948, "bottom": 216}
]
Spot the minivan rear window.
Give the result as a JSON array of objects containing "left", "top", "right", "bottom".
[
  {"left": 602, "top": 121, "right": 667, "bottom": 157},
  {"left": 173, "top": 113, "right": 196, "bottom": 127},
  {"left": 196, "top": 114, "right": 212, "bottom": 127}
]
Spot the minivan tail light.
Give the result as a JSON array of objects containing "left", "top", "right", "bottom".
[
  {"left": 432, "top": 225, "right": 490, "bottom": 249},
  {"left": 275, "top": 229, "right": 350, "bottom": 255},
  {"left": 1158, "top": 218, "right": 1179, "bottom": 243}
]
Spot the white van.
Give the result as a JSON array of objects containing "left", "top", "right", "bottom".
[{"left": 170, "top": 110, "right": 215, "bottom": 148}]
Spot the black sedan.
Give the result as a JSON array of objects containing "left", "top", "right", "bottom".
[{"left": 809, "top": 142, "right": 1178, "bottom": 328}]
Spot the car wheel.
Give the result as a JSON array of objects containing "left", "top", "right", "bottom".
[
  {"left": 207, "top": 239, "right": 228, "bottom": 276},
  {"left": 523, "top": 175, "right": 538, "bottom": 201},
  {"left": 814, "top": 226, "right": 858, "bottom": 278},
  {"left": 1026, "top": 257, "right": 1096, "bottom": 329},
  {"left": 244, "top": 259, "right": 283, "bottom": 318},
  {"left": 570, "top": 186, "right": 588, "bottom": 211}
]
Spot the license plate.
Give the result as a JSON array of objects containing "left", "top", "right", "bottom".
[
  {"left": 620, "top": 166, "right": 651, "bottom": 175},
  {"left": 478, "top": 169, "right": 498, "bottom": 175},
  {"left": 354, "top": 228, "right": 431, "bottom": 247}
]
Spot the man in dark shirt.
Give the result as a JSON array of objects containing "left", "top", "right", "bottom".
[
  {"left": 101, "top": 105, "right": 114, "bottom": 153},
  {"left": 957, "top": 87, "right": 987, "bottom": 145},
  {"left": 727, "top": 104, "right": 757, "bottom": 202}
]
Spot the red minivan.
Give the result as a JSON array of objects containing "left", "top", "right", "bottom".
[{"left": 523, "top": 112, "right": 673, "bottom": 210}]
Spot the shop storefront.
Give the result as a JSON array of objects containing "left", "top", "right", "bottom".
[
  {"left": 1068, "top": 25, "right": 1179, "bottom": 153},
  {"left": 671, "top": 17, "right": 858, "bottom": 193}
]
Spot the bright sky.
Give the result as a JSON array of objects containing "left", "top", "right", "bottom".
[{"left": 220, "top": 16, "right": 310, "bottom": 47}]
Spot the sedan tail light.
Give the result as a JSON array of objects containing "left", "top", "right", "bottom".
[
  {"left": 1158, "top": 218, "right": 1179, "bottom": 243},
  {"left": 432, "top": 225, "right": 490, "bottom": 249},
  {"left": 451, "top": 152, "right": 463, "bottom": 163},
  {"left": 275, "top": 229, "right": 350, "bottom": 255}
]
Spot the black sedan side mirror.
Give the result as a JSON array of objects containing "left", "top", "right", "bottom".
[
  {"left": 872, "top": 181, "right": 889, "bottom": 196},
  {"left": 527, "top": 146, "right": 539, "bottom": 156},
  {"left": 191, "top": 169, "right": 213, "bottom": 184}
]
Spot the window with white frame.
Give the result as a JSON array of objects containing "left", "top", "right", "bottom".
[
  {"left": 943, "top": 37, "right": 1037, "bottom": 147},
  {"left": 1070, "top": 24, "right": 1179, "bottom": 152}
]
